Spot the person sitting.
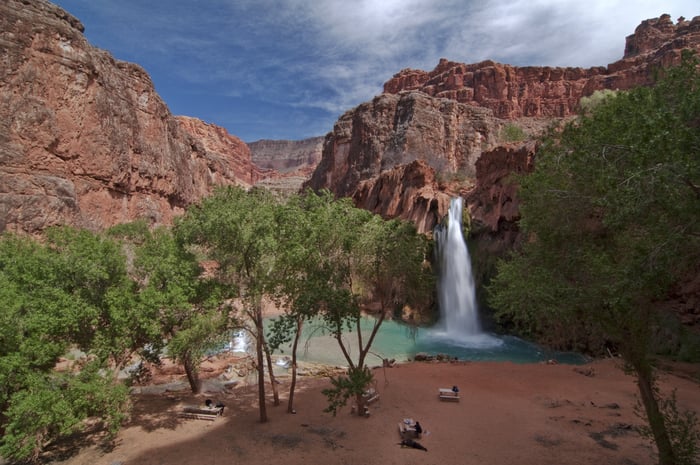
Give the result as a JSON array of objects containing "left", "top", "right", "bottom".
[
  {"left": 414, "top": 421, "right": 423, "bottom": 436},
  {"left": 204, "top": 399, "right": 225, "bottom": 414},
  {"left": 452, "top": 385, "right": 459, "bottom": 393}
]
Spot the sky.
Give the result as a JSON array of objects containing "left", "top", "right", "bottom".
[{"left": 51, "top": 1, "right": 696, "bottom": 142}]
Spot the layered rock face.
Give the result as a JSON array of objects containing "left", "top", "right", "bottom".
[
  {"left": 175, "top": 116, "right": 262, "bottom": 186},
  {"left": 308, "top": 14, "right": 700, "bottom": 236},
  {"left": 353, "top": 160, "right": 453, "bottom": 234},
  {"left": 466, "top": 142, "right": 536, "bottom": 235},
  {"left": 248, "top": 137, "right": 324, "bottom": 194},
  {"left": 0, "top": 0, "right": 257, "bottom": 234},
  {"left": 383, "top": 15, "right": 700, "bottom": 120},
  {"left": 248, "top": 137, "right": 323, "bottom": 176},
  {"left": 304, "top": 91, "right": 503, "bottom": 232}
]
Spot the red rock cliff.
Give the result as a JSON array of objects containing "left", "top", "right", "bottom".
[
  {"left": 308, "top": 14, "right": 700, "bottom": 235},
  {"left": 383, "top": 14, "right": 700, "bottom": 119},
  {"left": 0, "top": 0, "right": 258, "bottom": 234},
  {"left": 304, "top": 92, "right": 503, "bottom": 225}
]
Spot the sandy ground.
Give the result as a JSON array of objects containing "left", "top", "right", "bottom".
[{"left": 47, "top": 355, "right": 700, "bottom": 465}]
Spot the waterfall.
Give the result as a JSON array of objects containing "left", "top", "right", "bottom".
[{"left": 432, "top": 197, "right": 501, "bottom": 347}]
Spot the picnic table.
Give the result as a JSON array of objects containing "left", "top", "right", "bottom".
[
  {"left": 438, "top": 388, "right": 460, "bottom": 401},
  {"left": 398, "top": 418, "right": 419, "bottom": 438},
  {"left": 179, "top": 405, "right": 224, "bottom": 421}
]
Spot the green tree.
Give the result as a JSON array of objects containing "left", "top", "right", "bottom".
[
  {"left": 319, "top": 206, "right": 434, "bottom": 416},
  {"left": 43, "top": 227, "right": 150, "bottom": 370},
  {"left": 176, "top": 186, "right": 280, "bottom": 422},
  {"left": 268, "top": 191, "right": 363, "bottom": 413},
  {"left": 488, "top": 55, "right": 700, "bottom": 465},
  {"left": 578, "top": 89, "right": 618, "bottom": 115},
  {"left": 0, "top": 229, "right": 139, "bottom": 461},
  {"left": 126, "top": 225, "right": 235, "bottom": 393}
]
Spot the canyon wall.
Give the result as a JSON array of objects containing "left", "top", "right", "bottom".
[
  {"left": 307, "top": 14, "right": 700, "bottom": 236},
  {"left": 383, "top": 15, "right": 700, "bottom": 120},
  {"left": 248, "top": 136, "right": 324, "bottom": 194},
  {"left": 248, "top": 137, "right": 323, "bottom": 176},
  {"left": 304, "top": 91, "right": 504, "bottom": 232},
  {"left": 0, "top": 0, "right": 258, "bottom": 234}
]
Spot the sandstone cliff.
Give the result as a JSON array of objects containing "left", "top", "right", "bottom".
[
  {"left": 248, "top": 137, "right": 323, "bottom": 175},
  {"left": 248, "top": 137, "right": 324, "bottom": 194},
  {"left": 307, "top": 14, "right": 700, "bottom": 236},
  {"left": 0, "top": 0, "right": 258, "bottom": 234},
  {"left": 383, "top": 14, "right": 700, "bottom": 120},
  {"left": 304, "top": 91, "right": 506, "bottom": 232},
  {"left": 353, "top": 160, "right": 453, "bottom": 234}
]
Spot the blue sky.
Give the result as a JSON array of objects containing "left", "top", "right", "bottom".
[{"left": 51, "top": 1, "right": 696, "bottom": 142}]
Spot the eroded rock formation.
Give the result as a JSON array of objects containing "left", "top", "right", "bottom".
[
  {"left": 383, "top": 14, "right": 700, "bottom": 120},
  {"left": 466, "top": 142, "right": 536, "bottom": 237},
  {"left": 308, "top": 14, "right": 700, "bottom": 238},
  {"left": 0, "top": 0, "right": 258, "bottom": 234},
  {"left": 248, "top": 137, "right": 324, "bottom": 193},
  {"left": 353, "top": 160, "right": 452, "bottom": 234},
  {"left": 304, "top": 91, "right": 504, "bottom": 232},
  {"left": 248, "top": 137, "right": 323, "bottom": 176}
]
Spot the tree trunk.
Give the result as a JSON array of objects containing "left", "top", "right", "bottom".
[
  {"left": 636, "top": 365, "right": 676, "bottom": 465},
  {"left": 263, "top": 339, "right": 280, "bottom": 406},
  {"left": 182, "top": 352, "right": 201, "bottom": 394},
  {"left": 355, "top": 392, "right": 367, "bottom": 417},
  {"left": 254, "top": 304, "right": 268, "bottom": 423},
  {"left": 287, "top": 317, "right": 302, "bottom": 413}
]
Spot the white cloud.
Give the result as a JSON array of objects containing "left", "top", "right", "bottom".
[{"left": 55, "top": 0, "right": 698, "bottom": 139}]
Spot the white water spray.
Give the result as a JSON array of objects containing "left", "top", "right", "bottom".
[{"left": 432, "top": 197, "right": 501, "bottom": 348}]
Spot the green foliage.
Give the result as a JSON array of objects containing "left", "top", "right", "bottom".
[
  {"left": 0, "top": 229, "right": 138, "bottom": 461},
  {"left": 132, "top": 225, "right": 236, "bottom": 391},
  {"left": 322, "top": 366, "right": 374, "bottom": 416},
  {"left": 489, "top": 54, "right": 700, "bottom": 352},
  {"left": 500, "top": 123, "right": 527, "bottom": 142},
  {"left": 175, "top": 186, "right": 279, "bottom": 294},
  {"left": 578, "top": 89, "right": 618, "bottom": 115},
  {"left": 0, "top": 361, "right": 129, "bottom": 462},
  {"left": 637, "top": 390, "right": 700, "bottom": 465},
  {"left": 488, "top": 54, "right": 700, "bottom": 464}
]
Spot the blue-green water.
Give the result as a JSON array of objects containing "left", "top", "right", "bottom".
[{"left": 235, "top": 316, "right": 587, "bottom": 367}]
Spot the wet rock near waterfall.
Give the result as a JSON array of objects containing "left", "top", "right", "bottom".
[{"left": 413, "top": 353, "right": 460, "bottom": 362}]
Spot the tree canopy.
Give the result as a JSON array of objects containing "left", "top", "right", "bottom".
[{"left": 488, "top": 54, "right": 700, "bottom": 464}]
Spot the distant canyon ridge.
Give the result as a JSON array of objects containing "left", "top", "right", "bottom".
[{"left": 1, "top": 1, "right": 698, "bottom": 319}]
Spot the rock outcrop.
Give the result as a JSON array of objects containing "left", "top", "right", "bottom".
[
  {"left": 0, "top": 0, "right": 258, "bottom": 234},
  {"left": 175, "top": 116, "right": 262, "bottom": 187},
  {"left": 466, "top": 142, "right": 536, "bottom": 236},
  {"left": 307, "top": 14, "right": 700, "bottom": 236},
  {"left": 383, "top": 15, "right": 700, "bottom": 120},
  {"left": 353, "top": 160, "right": 453, "bottom": 234},
  {"left": 304, "top": 91, "right": 503, "bottom": 230},
  {"left": 248, "top": 137, "right": 324, "bottom": 194},
  {"left": 248, "top": 137, "right": 323, "bottom": 176}
]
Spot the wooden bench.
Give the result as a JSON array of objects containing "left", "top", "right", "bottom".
[
  {"left": 439, "top": 388, "right": 460, "bottom": 402},
  {"left": 363, "top": 387, "right": 380, "bottom": 404}
]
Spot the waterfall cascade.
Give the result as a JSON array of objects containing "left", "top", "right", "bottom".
[{"left": 432, "top": 197, "right": 501, "bottom": 348}]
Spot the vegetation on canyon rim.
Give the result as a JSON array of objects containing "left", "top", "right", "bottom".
[
  {"left": 488, "top": 53, "right": 700, "bottom": 465},
  {"left": 0, "top": 55, "right": 699, "bottom": 464}
]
